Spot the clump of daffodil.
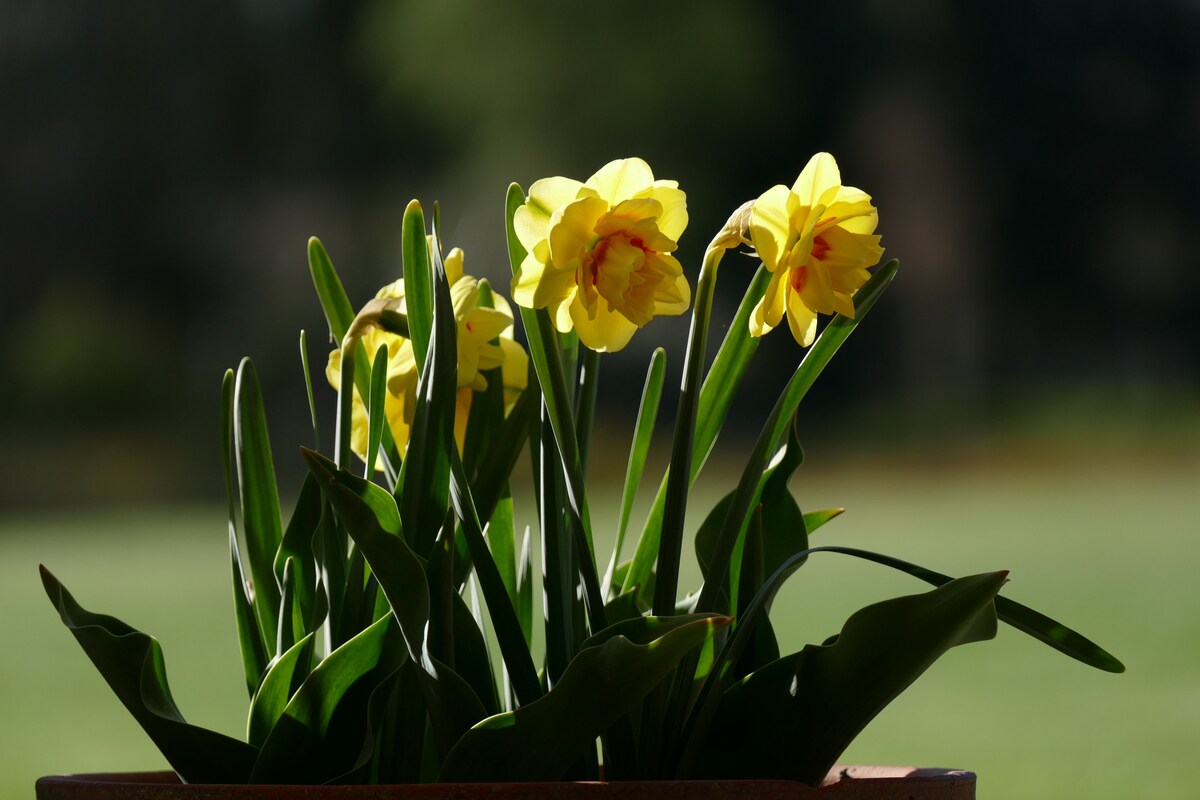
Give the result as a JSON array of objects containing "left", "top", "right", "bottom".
[
  {"left": 326, "top": 245, "right": 527, "bottom": 464},
  {"left": 512, "top": 157, "right": 690, "bottom": 353},
  {"left": 749, "top": 152, "right": 884, "bottom": 346}
]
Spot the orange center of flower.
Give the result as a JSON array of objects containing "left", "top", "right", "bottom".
[
  {"left": 811, "top": 234, "right": 830, "bottom": 261},
  {"left": 791, "top": 264, "right": 808, "bottom": 293}
]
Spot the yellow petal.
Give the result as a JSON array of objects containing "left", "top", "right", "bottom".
[
  {"left": 637, "top": 183, "right": 688, "bottom": 242},
  {"left": 791, "top": 152, "right": 843, "bottom": 206},
  {"left": 569, "top": 296, "right": 639, "bottom": 353},
  {"left": 759, "top": 267, "right": 788, "bottom": 328},
  {"left": 785, "top": 283, "right": 819, "bottom": 347},
  {"left": 549, "top": 196, "right": 606, "bottom": 269},
  {"left": 444, "top": 246, "right": 465, "bottom": 285},
  {"left": 514, "top": 204, "right": 549, "bottom": 253},
  {"left": 528, "top": 176, "right": 585, "bottom": 217},
  {"left": 587, "top": 158, "right": 655, "bottom": 205},
  {"left": 749, "top": 185, "right": 792, "bottom": 271},
  {"left": 654, "top": 271, "right": 691, "bottom": 317}
]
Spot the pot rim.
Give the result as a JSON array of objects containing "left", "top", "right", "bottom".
[{"left": 37, "top": 765, "right": 977, "bottom": 789}]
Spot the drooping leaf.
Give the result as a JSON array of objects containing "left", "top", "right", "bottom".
[
  {"left": 40, "top": 567, "right": 259, "bottom": 783},
  {"left": 439, "top": 615, "right": 730, "bottom": 782},
  {"left": 797, "top": 545, "right": 1126, "bottom": 673},
  {"left": 691, "top": 572, "right": 1006, "bottom": 784}
]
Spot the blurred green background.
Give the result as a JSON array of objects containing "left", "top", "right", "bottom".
[{"left": 3, "top": 0, "right": 1197, "bottom": 797}]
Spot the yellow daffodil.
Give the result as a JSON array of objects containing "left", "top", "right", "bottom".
[
  {"left": 326, "top": 246, "right": 527, "bottom": 466},
  {"left": 325, "top": 278, "right": 415, "bottom": 468},
  {"left": 512, "top": 158, "right": 690, "bottom": 353},
  {"left": 748, "top": 152, "right": 884, "bottom": 346}
]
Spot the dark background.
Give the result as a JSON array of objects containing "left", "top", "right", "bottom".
[{"left": 3, "top": 0, "right": 1197, "bottom": 507}]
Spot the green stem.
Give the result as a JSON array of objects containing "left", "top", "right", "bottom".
[{"left": 652, "top": 248, "right": 722, "bottom": 616}]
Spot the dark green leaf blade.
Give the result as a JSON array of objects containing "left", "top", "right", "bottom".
[
  {"left": 693, "top": 572, "right": 1006, "bottom": 785},
  {"left": 234, "top": 358, "right": 284, "bottom": 656},
  {"left": 301, "top": 448, "right": 489, "bottom": 759},
  {"left": 402, "top": 200, "right": 433, "bottom": 371},
  {"left": 439, "top": 615, "right": 730, "bottom": 782},
  {"left": 247, "top": 633, "right": 315, "bottom": 747},
  {"left": 250, "top": 615, "right": 403, "bottom": 784},
  {"left": 40, "top": 567, "right": 259, "bottom": 783}
]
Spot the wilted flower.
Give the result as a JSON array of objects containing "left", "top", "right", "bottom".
[
  {"left": 748, "top": 152, "right": 884, "bottom": 346},
  {"left": 512, "top": 158, "right": 690, "bottom": 353},
  {"left": 327, "top": 246, "right": 527, "bottom": 465}
]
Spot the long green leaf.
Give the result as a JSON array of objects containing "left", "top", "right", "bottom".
[
  {"left": 234, "top": 357, "right": 283, "bottom": 657},
  {"left": 275, "top": 473, "right": 322, "bottom": 647},
  {"left": 364, "top": 342, "right": 390, "bottom": 483},
  {"left": 307, "top": 236, "right": 355, "bottom": 342},
  {"left": 402, "top": 200, "right": 433, "bottom": 371},
  {"left": 603, "top": 347, "right": 665, "bottom": 598},
  {"left": 795, "top": 545, "right": 1126, "bottom": 673},
  {"left": 397, "top": 228, "right": 455, "bottom": 557},
  {"left": 439, "top": 615, "right": 730, "bottom": 782},
  {"left": 222, "top": 369, "right": 267, "bottom": 696},
  {"left": 504, "top": 183, "right": 606, "bottom": 633},
  {"left": 40, "top": 567, "right": 259, "bottom": 783},
  {"left": 690, "top": 572, "right": 1006, "bottom": 784},
  {"left": 247, "top": 633, "right": 314, "bottom": 747},
  {"left": 301, "top": 449, "right": 489, "bottom": 759},
  {"left": 250, "top": 615, "right": 403, "bottom": 784},
  {"left": 694, "top": 259, "right": 899, "bottom": 613},
  {"left": 621, "top": 265, "right": 770, "bottom": 595},
  {"left": 446, "top": 447, "right": 544, "bottom": 707}
]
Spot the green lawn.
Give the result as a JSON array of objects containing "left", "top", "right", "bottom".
[{"left": 2, "top": 449, "right": 1194, "bottom": 798}]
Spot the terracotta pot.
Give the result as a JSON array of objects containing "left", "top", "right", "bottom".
[{"left": 36, "top": 767, "right": 975, "bottom": 799}]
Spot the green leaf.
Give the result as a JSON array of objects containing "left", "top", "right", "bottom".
[
  {"left": 397, "top": 229, "right": 455, "bottom": 557},
  {"left": 622, "top": 266, "right": 770, "bottom": 597},
  {"left": 692, "top": 572, "right": 1006, "bottom": 785},
  {"left": 301, "top": 449, "right": 489, "bottom": 760},
  {"left": 604, "top": 347, "right": 665, "bottom": 598},
  {"left": 804, "top": 508, "right": 844, "bottom": 534},
  {"left": 234, "top": 358, "right": 283, "bottom": 657},
  {"left": 222, "top": 369, "right": 268, "bottom": 696},
  {"left": 446, "top": 447, "right": 544, "bottom": 707},
  {"left": 402, "top": 200, "right": 433, "bottom": 372},
  {"left": 307, "top": 236, "right": 355, "bottom": 343},
  {"left": 694, "top": 260, "right": 899, "bottom": 613},
  {"left": 40, "top": 567, "right": 259, "bottom": 783},
  {"left": 802, "top": 545, "right": 1126, "bottom": 673},
  {"left": 439, "top": 615, "right": 730, "bottom": 782},
  {"left": 365, "top": 343, "right": 390, "bottom": 483},
  {"left": 247, "top": 633, "right": 314, "bottom": 747},
  {"left": 275, "top": 473, "right": 322, "bottom": 646},
  {"left": 504, "top": 183, "right": 607, "bottom": 634},
  {"left": 251, "top": 615, "right": 403, "bottom": 784},
  {"left": 299, "top": 330, "right": 321, "bottom": 450}
]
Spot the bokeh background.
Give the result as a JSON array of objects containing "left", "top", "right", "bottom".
[{"left": 3, "top": 1, "right": 1197, "bottom": 798}]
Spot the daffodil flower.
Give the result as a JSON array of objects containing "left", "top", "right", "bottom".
[
  {"left": 327, "top": 246, "right": 527, "bottom": 466},
  {"left": 512, "top": 158, "right": 690, "bottom": 352},
  {"left": 748, "top": 152, "right": 884, "bottom": 346}
]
